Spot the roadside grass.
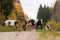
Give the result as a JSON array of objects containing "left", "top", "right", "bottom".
[
  {"left": 0, "top": 26, "right": 23, "bottom": 32},
  {"left": 0, "top": 26, "right": 60, "bottom": 40},
  {"left": 36, "top": 29, "right": 60, "bottom": 36},
  {"left": 36, "top": 29, "right": 60, "bottom": 40}
]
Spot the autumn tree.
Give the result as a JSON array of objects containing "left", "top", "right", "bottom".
[
  {"left": 0, "top": 0, "right": 14, "bottom": 25},
  {"left": 1, "top": 0, "right": 13, "bottom": 20},
  {"left": 0, "top": 0, "right": 25, "bottom": 26}
]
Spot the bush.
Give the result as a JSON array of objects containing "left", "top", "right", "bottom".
[{"left": 47, "top": 19, "right": 60, "bottom": 30}]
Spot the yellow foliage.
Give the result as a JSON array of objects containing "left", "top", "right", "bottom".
[
  {"left": 13, "top": 2, "right": 23, "bottom": 12},
  {"left": 16, "top": 20, "right": 22, "bottom": 28},
  {"left": 7, "top": 1, "right": 25, "bottom": 27},
  {"left": 47, "top": 18, "right": 60, "bottom": 30},
  {"left": 8, "top": 10, "right": 17, "bottom": 20},
  {"left": 24, "top": 14, "right": 29, "bottom": 19},
  {"left": 0, "top": 12, "right": 5, "bottom": 24}
]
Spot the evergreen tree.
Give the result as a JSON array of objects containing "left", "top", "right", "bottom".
[
  {"left": 37, "top": 5, "right": 51, "bottom": 22},
  {"left": 37, "top": 4, "right": 42, "bottom": 19}
]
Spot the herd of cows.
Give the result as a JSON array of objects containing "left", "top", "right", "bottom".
[{"left": 4, "top": 19, "right": 51, "bottom": 31}]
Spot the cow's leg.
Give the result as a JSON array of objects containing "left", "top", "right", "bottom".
[
  {"left": 23, "top": 25, "right": 26, "bottom": 31},
  {"left": 36, "top": 24, "right": 43, "bottom": 29},
  {"left": 8, "top": 22, "right": 11, "bottom": 26},
  {"left": 36, "top": 23, "right": 39, "bottom": 30},
  {"left": 40, "top": 24, "right": 43, "bottom": 29}
]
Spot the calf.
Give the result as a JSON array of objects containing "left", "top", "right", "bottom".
[{"left": 45, "top": 24, "right": 51, "bottom": 31}]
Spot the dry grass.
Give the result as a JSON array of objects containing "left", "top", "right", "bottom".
[
  {"left": 47, "top": 19, "right": 60, "bottom": 30},
  {"left": 37, "top": 29, "right": 60, "bottom": 40},
  {"left": 0, "top": 26, "right": 22, "bottom": 32}
]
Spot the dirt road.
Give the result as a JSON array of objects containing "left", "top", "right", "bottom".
[
  {"left": 0, "top": 31, "right": 39, "bottom": 40},
  {"left": 0, "top": 31, "right": 60, "bottom": 40}
]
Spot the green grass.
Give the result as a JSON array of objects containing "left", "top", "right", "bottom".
[
  {"left": 36, "top": 29, "right": 60, "bottom": 37},
  {"left": 0, "top": 26, "right": 23, "bottom": 32},
  {"left": 36, "top": 29, "right": 60, "bottom": 40}
]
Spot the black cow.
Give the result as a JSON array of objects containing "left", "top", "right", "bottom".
[{"left": 36, "top": 19, "right": 43, "bottom": 29}]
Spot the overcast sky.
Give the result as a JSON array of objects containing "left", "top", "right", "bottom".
[{"left": 20, "top": 0, "right": 57, "bottom": 19}]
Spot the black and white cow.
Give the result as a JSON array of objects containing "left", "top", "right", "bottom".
[
  {"left": 35, "top": 19, "right": 43, "bottom": 29},
  {"left": 45, "top": 24, "right": 51, "bottom": 31},
  {"left": 4, "top": 20, "right": 18, "bottom": 27},
  {"left": 25, "top": 19, "right": 35, "bottom": 28},
  {"left": 28, "top": 19, "right": 36, "bottom": 25}
]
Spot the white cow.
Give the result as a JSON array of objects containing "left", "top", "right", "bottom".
[{"left": 4, "top": 20, "right": 17, "bottom": 26}]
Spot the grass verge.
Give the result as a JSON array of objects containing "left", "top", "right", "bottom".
[{"left": 0, "top": 26, "right": 22, "bottom": 32}]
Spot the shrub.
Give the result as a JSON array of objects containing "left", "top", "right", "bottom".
[{"left": 47, "top": 18, "right": 60, "bottom": 30}]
